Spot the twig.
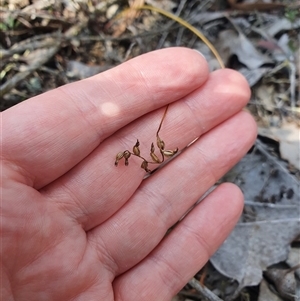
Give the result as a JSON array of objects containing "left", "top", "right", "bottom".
[
  {"left": 289, "top": 59, "right": 296, "bottom": 109},
  {"left": 0, "top": 45, "right": 59, "bottom": 96},
  {"left": 0, "top": 33, "right": 63, "bottom": 59},
  {"left": 0, "top": 29, "right": 184, "bottom": 60},
  {"left": 1, "top": 22, "right": 86, "bottom": 96},
  {"left": 244, "top": 201, "right": 298, "bottom": 209},
  {"left": 156, "top": 0, "right": 187, "bottom": 49},
  {"left": 188, "top": 278, "right": 224, "bottom": 301}
]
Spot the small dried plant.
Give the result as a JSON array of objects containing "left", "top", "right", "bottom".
[
  {"left": 114, "top": 4, "right": 225, "bottom": 173},
  {"left": 115, "top": 105, "right": 178, "bottom": 173}
]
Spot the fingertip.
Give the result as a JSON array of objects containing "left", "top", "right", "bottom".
[
  {"left": 210, "top": 68, "right": 251, "bottom": 106},
  {"left": 227, "top": 69, "right": 251, "bottom": 103},
  {"left": 239, "top": 110, "right": 258, "bottom": 143},
  {"left": 215, "top": 182, "right": 245, "bottom": 220},
  {"left": 130, "top": 47, "right": 210, "bottom": 88},
  {"left": 193, "top": 182, "right": 244, "bottom": 247}
]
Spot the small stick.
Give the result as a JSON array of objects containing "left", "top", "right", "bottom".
[{"left": 188, "top": 278, "right": 224, "bottom": 301}]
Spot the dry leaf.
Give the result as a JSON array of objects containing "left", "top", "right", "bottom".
[
  {"left": 211, "top": 219, "right": 300, "bottom": 288},
  {"left": 210, "top": 148, "right": 300, "bottom": 289},
  {"left": 258, "top": 123, "right": 300, "bottom": 169},
  {"left": 217, "top": 29, "right": 273, "bottom": 69},
  {"left": 264, "top": 268, "right": 298, "bottom": 300},
  {"left": 238, "top": 67, "right": 270, "bottom": 87},
  {"left": 258, "top": 279, "right": 282, "bottom": 301}
]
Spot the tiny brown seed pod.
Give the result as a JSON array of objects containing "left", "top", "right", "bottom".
[
  {"left": 115, "top": 152, "right": 124, "bottom": 166},
  {"left": 133, "top": 140, "right": 140, "bottom": 156},
  {"left": 150, "top": 142, "right": 155, "bottom": 154},
  {"left": 123, "top": 150, "right": 131, "bottom": 159},
  {"left": 163, "top": 148, "right": 179, "bottom": 157},
  {"left": 157, "top": 136, "right": 165, "bottom": 150},
  {"left": 141, "top": 160, "right": 151, "bottom": 172},
  {"left": 150, "top": 152, "right": 161, "bottom": 163}
]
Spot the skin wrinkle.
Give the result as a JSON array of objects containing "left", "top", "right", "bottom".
[
  {"left": 1, "top": 272, "right": 14, "bottom": 301},
  {"left": 137, "top": 183, "right": 177, "bottom": 226},
  {"left": 16, "top": 239, "right": 65, "bottom": 286},
  {"left": 127, "top": 62, "right": 154, "bottom": 106},
  {"left": 52, "top": 182, "right": 90, "bottom": 225},
  {"left": 5, "top": 191, "right": 48, "bottom": 249},
  {"left": 87, "top": 231, "right": 119, "bottom": 277},
  {"left": 183, "top": 94, "right": 207, "bottom": 136},
  {"left": 2, "top": 160, "right": 35, "bottom": 187},
  {"left": 8, "top": 103, "right": 76, "bottom": 159},
  {"left": 8, "top": 111, "right": 97, "bottom": 189},
  {"left": 58, "top": 86, "right": 105, "bottom": 142},
  {"left": 99, "top": 212, "right": 154, "bottom": 273},
  {"left": 188, "top": 143, "right": 218, "bottom": 184},
  {"left": 148, "top": 253, "right": 185, "bottom": 297},
  {"left": 67, "top": 251, "right": 110, "bottom": 301},
  {"left": 55, "top": 184, "right": 107, "bottom": 230},
  {"left": 180, "top": 221, "right": 213, "bottom": 260}
]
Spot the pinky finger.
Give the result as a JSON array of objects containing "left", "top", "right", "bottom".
[{"left": 113, "top": 183, "right": 243, "bottom": 300}]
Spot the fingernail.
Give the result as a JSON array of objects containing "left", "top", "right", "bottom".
[{"left": 192, "top": 49, "right": 206, "bottom": 59}]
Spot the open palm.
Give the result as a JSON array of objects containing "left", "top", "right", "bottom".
[{"left": 1, "top": 48, "right": 256, "bottom": 301}]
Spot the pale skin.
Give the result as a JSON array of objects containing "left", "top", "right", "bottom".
[{"left": 1, "top": 48, "right": 257, "bottom": 301}]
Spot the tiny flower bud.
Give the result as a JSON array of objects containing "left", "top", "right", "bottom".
[
  {"left": 150, "top": 152, "right": 161, "bottom": 163},
  {"left": 133, "top": 140, "right": 140, "bottom": 156},
  {"left": 123, "top": 150, "right": 131, "bottom": 159},
  {"left": 150, "top": 142, "right": 155, "bottom": 154},
  {"left": 157, "top": 136, "right": 165, "bottom": 150},
  {"left": 115, "top": 152, "right": 124, "bottom": 166},
  {"left": 141, "top": 160, "right": 151, "bottom": 172},
  {"left": 163, "top": 148, "right": 179, "bottom": 157}
]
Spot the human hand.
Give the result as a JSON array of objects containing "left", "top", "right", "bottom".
[{"left": 1, "top": 48, "right": 256, "bottom": 301}]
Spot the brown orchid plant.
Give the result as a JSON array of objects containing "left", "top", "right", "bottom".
[
  {"left": 114, "top": 4, "right": 225, "bottom": 173},
  {"left": 115, "top": 105, "right": 178, "bottom": 173}
]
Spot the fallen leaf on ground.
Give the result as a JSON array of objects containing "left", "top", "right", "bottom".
[
  {"left": 217, "top": 29, "right": 273, "bottom": 69},
  {"left": 210, "top": 147, "right": 300, "bottom": 290},
  {"left": 258, "top": 122, "right": 300, "bottom": 169}
]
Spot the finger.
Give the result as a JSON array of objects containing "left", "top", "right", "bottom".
[
  {"left": 2, "top": 48, "right": 208, "bottom": 188},
  {"left": 42, "top": 69, "right": 252, "bottom": 230},
  {"left": 112, "top": 183, "right": 244, "bottom": 300},
  {"left": 88, "top": 111, "right": 257, "bottom": 274}
]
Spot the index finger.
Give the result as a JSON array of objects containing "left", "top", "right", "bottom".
[{"left": 2, "top": 48, "right": 209, "bottom": 188}]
